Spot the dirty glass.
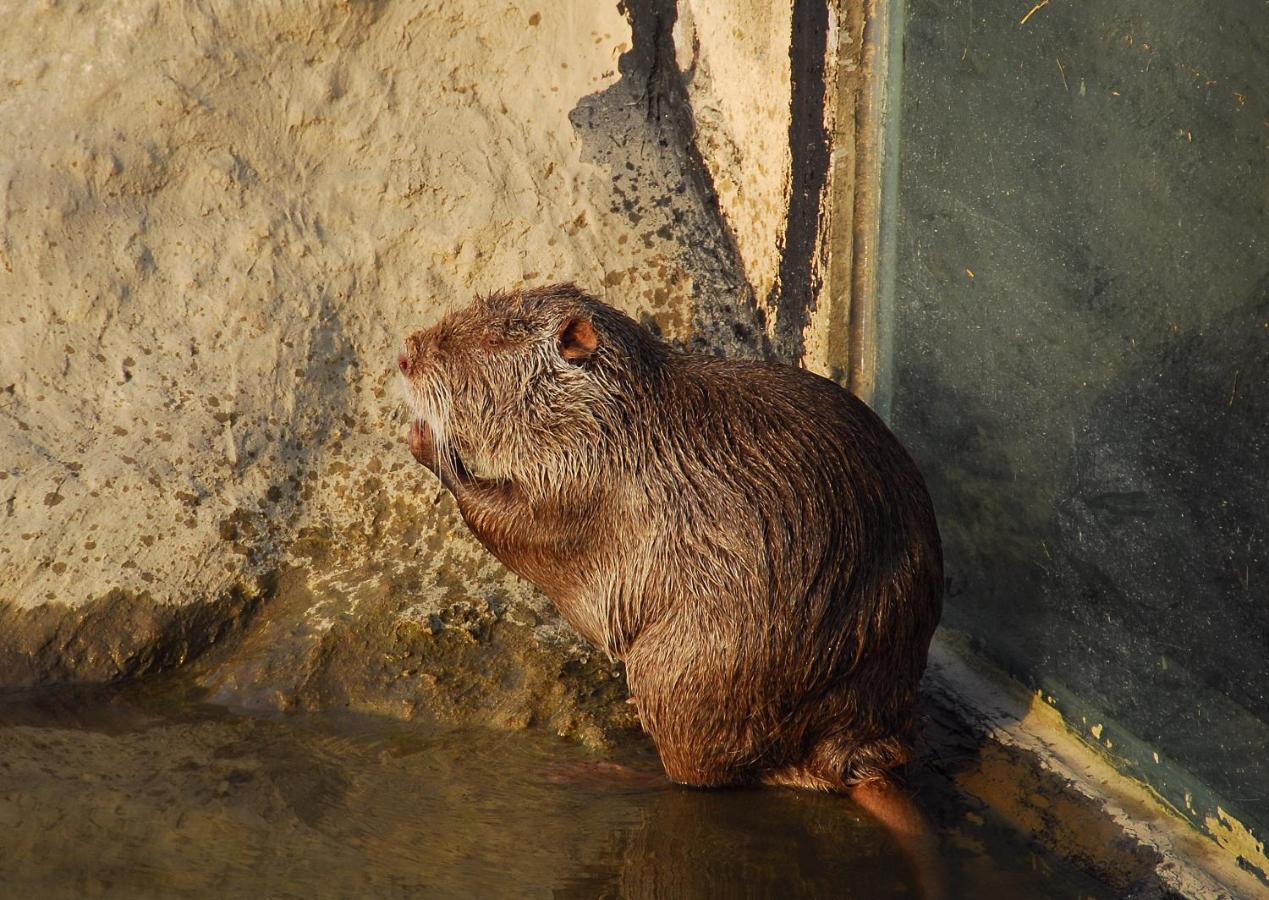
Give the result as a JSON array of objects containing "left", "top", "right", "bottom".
[{"left": 888, "top": 0, "right": 1268, "bottom": 847}]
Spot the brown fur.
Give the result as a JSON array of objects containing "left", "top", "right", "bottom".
[{"left": 398, "top": 284, "right": 942, "bottom": 790}]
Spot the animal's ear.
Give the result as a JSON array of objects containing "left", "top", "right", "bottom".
[{"left": 557, "top": 316, "right": 600, "bottom": 365}]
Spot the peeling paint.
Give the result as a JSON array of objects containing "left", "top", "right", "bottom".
[
  {"left": 1204, "top": 807, "right": 1269, "bottom": 882},
  {"left": 926, "top": 634, "right": 1267, "bottom": 899}
]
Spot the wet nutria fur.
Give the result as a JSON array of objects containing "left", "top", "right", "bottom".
[{"left": 398, "top": 283, "right": 942, "bottom": 790}]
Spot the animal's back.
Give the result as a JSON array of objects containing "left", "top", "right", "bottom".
[{"left": 623, "top": 354, "right": 943, "bottom": 788}]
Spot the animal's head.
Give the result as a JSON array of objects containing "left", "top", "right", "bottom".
[{"left": 397, "top": 283, "right": 660, "bottom": 494}]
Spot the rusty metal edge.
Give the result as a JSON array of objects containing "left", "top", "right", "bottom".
[{"left": 847, "top": 0, "right": 903, "bottom": 419}]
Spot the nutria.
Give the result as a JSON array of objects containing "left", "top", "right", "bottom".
[{"left": 397, "top": 283, "right": 943, "bottom": 791}]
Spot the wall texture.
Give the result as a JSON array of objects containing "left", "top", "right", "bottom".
[
  {"left": 0, "top": 0, "right": 866, "bottom": 738},
  {"left": 0, "top": 0, "right": 761, "bottom": 711},
  {"left": 888, "top": 0, "right": 1267, "bottom": 878},
  {"left": 676, "top": 0, "right": 792, "bottom": 312}
]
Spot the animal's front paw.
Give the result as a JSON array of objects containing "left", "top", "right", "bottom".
[{"left": 408, "top": 419, "right": 437, "bottom": 471}]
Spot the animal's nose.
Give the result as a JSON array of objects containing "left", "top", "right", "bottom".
[
  {"left": 399, "top": 330, "right": 441, "bottom": 376},
  {"left": 399, "top": 333, "right": 428, "bottom": 376}
]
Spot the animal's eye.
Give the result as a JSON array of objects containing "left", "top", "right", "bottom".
[{"left": 481, "top": 332, "right": 507, "bottom": 351}]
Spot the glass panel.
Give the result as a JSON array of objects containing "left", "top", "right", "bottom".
[{"left": 889, "top": 0, "right": 1268, "bottom": 842}]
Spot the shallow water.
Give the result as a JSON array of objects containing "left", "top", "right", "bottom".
[{"left": 0, "top": 684, "right": 1117, "bottom": 899}]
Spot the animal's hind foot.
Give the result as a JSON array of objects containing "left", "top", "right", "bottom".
[
  {"left": 762, "top": 733, "right": 914, "bottom": 793},
  {"left": 761, "top": 764, "right": 850, "bottom": 793}
]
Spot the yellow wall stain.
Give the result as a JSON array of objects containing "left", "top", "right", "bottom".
[
  {"left": 1029, "top": 686, "right": 1266, "bottom": 883},
  {"left": 953, "top": 742, "right": 1156, "bottom": 889},
  {"left": 1204, "top": 806, "right": 1268, "bottom": 876},
  {"left": 930, "top": 636, "right": 1266, "bottom": 896}
]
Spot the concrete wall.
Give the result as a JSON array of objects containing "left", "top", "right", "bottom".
[
  {"left": 676, "top": 0, "right": 792, "bottom": 311},
  {"left": 676, "top": 0, "right": 869, "bottom": 380},
  {"left": 0, "top": 0, "right": 866, "bottom": 735},
  {"left": 0, "top": 0, "right": 758, "bottom": 700}
]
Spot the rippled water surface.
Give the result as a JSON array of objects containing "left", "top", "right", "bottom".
[{"left": 0, "top": 684, "right": 1117, "bottom": 899}]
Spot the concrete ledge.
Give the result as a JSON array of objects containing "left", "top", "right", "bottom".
[{"left": 922, "top": 632, "right": 1265, "bottom": 899}]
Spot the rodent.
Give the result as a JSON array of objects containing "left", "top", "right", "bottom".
[{"left": 398, "top": 283, "right": 943, "bottom": 790}]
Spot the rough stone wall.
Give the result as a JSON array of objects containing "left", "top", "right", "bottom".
[
  {"left": 0, "top": 1, "right": 756, "bottom": 695},
  {"left": 675, "top": 0, "right": 792, "bottom": 313},
  {"left": 0, "top": 0, "right": 861, "bottom": 732},
  {"left": 677, "top": 0, "right": 866, "bottom": 381}
]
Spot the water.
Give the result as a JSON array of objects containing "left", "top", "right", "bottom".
[{"left": 0, "top": 683, "right": 1118, "bottom": 899}]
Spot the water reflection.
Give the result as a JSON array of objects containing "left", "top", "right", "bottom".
[{"left": 0, "top": 685, "right": 1112, "bottom": 899}]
